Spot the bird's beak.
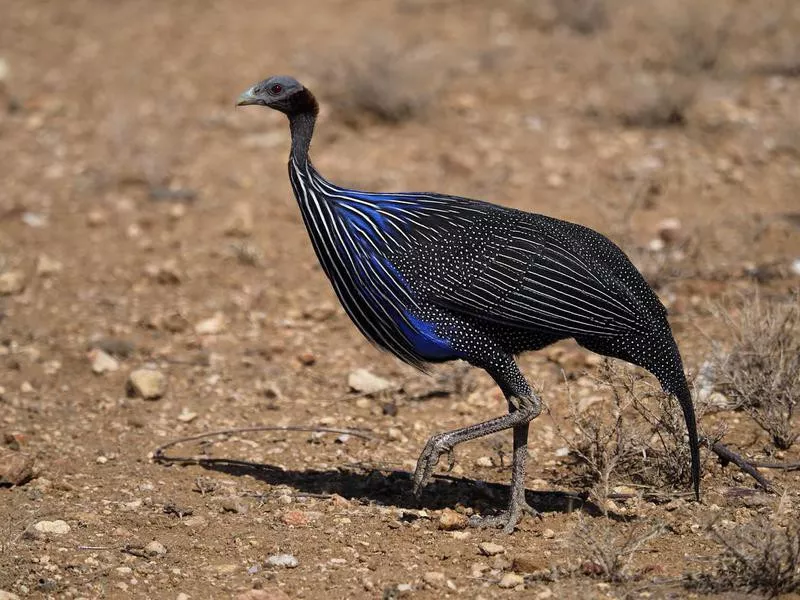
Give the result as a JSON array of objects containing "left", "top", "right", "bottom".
[{"left": 236, "top": 87, "right": 259, "bottom": 107}]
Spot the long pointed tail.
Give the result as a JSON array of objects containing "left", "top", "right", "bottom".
[{"left": 658, "top": 365, "right": 701, "bottom": 501}]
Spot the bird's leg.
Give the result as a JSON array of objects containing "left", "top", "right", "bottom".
[
  {"left": 412, "top": 394, "right": 541, "bottom": 505},
  {"left": 469, "top": 418, "right": 540, "bottom": 533}
]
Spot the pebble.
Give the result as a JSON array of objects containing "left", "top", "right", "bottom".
[
  {"left": 478, "top": 542, "right": 505, "bottom": 556},
  {"left": 88, "top": 348, "right": 119, "bottom": 374},
  {"left": 498, "top": 573, "right": 524, "bottom": 589},
  {"left": 224, "top": 201, "right": 254, "bottom": 237},
  {"left": 89, "top": 337, "right": 136, "bottom": 358},
  {"left": 21, "top": 212, "right": 47, "bottom": 228},
  {"left": 219, "top": 496, "right": 248, "bottom": 514},
  {"left": 0, "top": 271, "right": 25, "bottom": 295},
  {"left": 512, "top": 554, "right": 545, "bottom": 573},
  {"left": 422, "top": 571, "right": 446, "bottom": 588},
  {"left": 195, "top": 312, "right": 226, "bottom": 335},
  {"left": 176, "top": 594, "right": 190, "bottom": 600},
  {"left": 0, "top": 591, "right": 21, "bottom": 600},
  {"left": 281, "top": 510, "right": 309, "bottom": 527},
  {"left": 475, "top": 456, "right": 494, "bottom": 467},
  {"left": 656, "top": 217, "right": 682, "bottom": 244},
  {"left": 0, "top": 448, "right": 34, "bottom": 486},
  {"left": 542, "top": 528, "right": 555, "bottom": 539},
  {"left": 177, "top": 408, "right": 198, "bottom": 423},
  {"left": 347, "top": 368, "right": 392, "bottom": 395},
  {"left": 438, "top": 508, "right": 468, "bottom": 531},
  {"left": 791, "top": 257, "right": 800, "bottom": 276},
  {"left": 297, "top": 351, "right": 316, "bottom": 366},
  {"left": 31, "top": 520, "right": 71, "bottom": 536},
  {"left": 35, "top": 255, "right": 62, "bottom": 277},
  {"left": 127, "top": 369, "right": 167, "bottom": 400},
  {"left": 265, "top": 553, "right": 298, "bottom": 568},
  {"left": 145, "top": 540, "right": 167, "bottom": 556}
]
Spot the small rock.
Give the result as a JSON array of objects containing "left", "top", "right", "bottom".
[
  {"left": 89, "top": 337, "right": 135, "bottom": 358},
  {"left": 791, "top": 257, "right": 800, "bottom": 277},
  {"left": 19, "top": 381, "right": 33, "bottom": 394},
  {"left": 195, "top": 312, "right": 226, "bottom": 335},
  {"left": 656, "top": 217, "right": 682, "bottom": 245},
  {"left": 266, "top": 553, "right": 298, "bottom": 568},
  {"left": 439, "top": 508, "right": 468, "bottom": 531},
  {"left": 177, "top": 408, "right": 198, "bottom": 423},
  {"left": 145, "top": 540, "right": 167, "bottom": 556},
  {"left": 224, "top": 201, "right": 254, "bottom": 237},
  {"left": 0, "top": 447, "right": 34, "bottom": 486},
  {"left": 297, "top": 351, "right": 316, "bottom": 366},
  {"left": 21, "top": 212, "right": 48, "bottom": 228},
  {"left": 127, "top": 369, "right": 167, "bottom": 400},
  {"left": 88, "top": 349, "right": 119, "bottom": 374},
  {"left": 281, "top": 510, "right": 308, "bottom": 527},
  {"left": 176, "top": 594, "right": 190, "bottom": 600},
  {"left": 475, "top": 456, "right": 494, "bottom": 468},
  {"left": 512, "top": 554, "right": 545, "bottom": 573},
  {"left": 422, "top": 571, "right": 446, "bottom": 588},
  {"left": 478, "top": 541, "right": 505, "bottom": 556},
  {"left": 219, "top": 496, "right": 247, "bottom": 514},
  {"left": 542, "top": 528, "right": 555, "bottom": 539},
  {"left": 0, "top": 271, "right": 25, "bottom": 295},
  {"left": 498, "top": 573, "right": 524, "bottom": 589},
  {"left": 86, "top": 210, "right": 107, "bottom": 227},
  {"left": 536, "top": 588, "right": 553, "bottom": 599},
  {"left": 387, "top": 427, "right": 403, "bottom": 441},
  {"left": 36, "top": 255, "right": 62, "bottom": 277},
  {"left": 0, "top": 591, "right": 21, "bottom": 600},
  {"left": 31, "top": 520, "right": 71, "bottom": 536},
  {"left": 183, "top": 515, "right": 208, "bottom": 529},
  {"left": 470, "top": 562, "right": 489, "bottom": 578},
  {"left": 347, "top": 368, "right": 392, "bottom": 395}
]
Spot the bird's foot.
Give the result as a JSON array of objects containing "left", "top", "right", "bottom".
[
  {"left": 469, "top": 497, "right": 541, "bottom": 534},
  {"left": 412, "top": 433, "right": 454, "bottom": 496}
]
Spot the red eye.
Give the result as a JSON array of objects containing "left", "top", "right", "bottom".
[{"left": 270, "top": 83, "right": 283, "bottom": 95}]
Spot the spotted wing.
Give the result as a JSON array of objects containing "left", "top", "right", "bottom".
[{"left": 429, "top": 216, "right": 650, "bottom": 338}]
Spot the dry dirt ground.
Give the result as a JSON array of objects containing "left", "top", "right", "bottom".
[{"left": 1, "top": 1, "right": 800, "bottom": 598}]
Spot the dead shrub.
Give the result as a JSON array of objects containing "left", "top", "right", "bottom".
[
  {"left": 316, "top": 38, "right": 441, "bottom": 128},
  {"left": 613, "top": 73, "right": 696, "bottom": 129},
  {"left": 554, "top": 360, "right": 714, "bottom": 504},
  {"left": 711, "top": 296, "right": 800, "bottom": 450},
  {"left": 662, "top": 3, "right": 734, "bottom": 75},
  {"left": 686, "top": 519, "right": 800, "bottom": 598},
  {"left": 573, "top": 518, "right": 665, "bottom": 583}
]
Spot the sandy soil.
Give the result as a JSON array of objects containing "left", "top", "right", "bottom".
[{"left": 1, "top": 1, "right": 799, "bottom": 598}]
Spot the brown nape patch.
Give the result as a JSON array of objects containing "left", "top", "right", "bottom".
[{"left": 293, "top": 87, "right": 319, "bottom": 117}]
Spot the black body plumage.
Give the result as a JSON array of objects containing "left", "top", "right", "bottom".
[{"left": 238, "top": 76, "right": 701, "bottom": 528}]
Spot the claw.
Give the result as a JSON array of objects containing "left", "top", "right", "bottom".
[
  {"left": 446, "top": 448, "right": 456, "bottom": 472},
  {"left": 411, "top": 434, "right": 452, "bottom": 497},
  {"left": 469, "top": 498, "right": 540, "bottom": 534}
]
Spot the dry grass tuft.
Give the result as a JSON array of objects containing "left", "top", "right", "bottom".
[
  {"left": 686, "top": 519, "right": 800, "bottom": 598},
  {"left": 712, "top": 295, "right": 800, "bottom": 450}
]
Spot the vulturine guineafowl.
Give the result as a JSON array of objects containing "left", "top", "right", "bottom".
[{"left": 237, "top": 76, "right": 700, "bottom": 532}]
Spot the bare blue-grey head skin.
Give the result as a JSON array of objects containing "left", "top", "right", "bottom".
[
  {"left": 237, "top": 76, "right": 319, "bottom": 161},
  {"left": 234, "top": 75, "right": 701, "bottom": 533}
]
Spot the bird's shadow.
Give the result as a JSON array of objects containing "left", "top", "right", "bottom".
[{"left": 155, "top": 453, "right": 613, "bottom": 519}]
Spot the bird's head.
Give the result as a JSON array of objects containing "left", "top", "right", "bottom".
[{"left": 236, "top": 75, "right": 318, "bottom": 117}]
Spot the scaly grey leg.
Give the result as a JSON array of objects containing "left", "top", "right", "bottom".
[{"left": 412, "top": 393, "right": 542, "bottom": 534}]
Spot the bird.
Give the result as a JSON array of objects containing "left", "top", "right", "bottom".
[{"left": 236, "top": 75, "right": 700, "bottom": 532}]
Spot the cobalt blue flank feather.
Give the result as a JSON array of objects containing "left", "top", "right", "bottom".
[{"left": 237, "top": 75, "right": 701, "bottom": 532}]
